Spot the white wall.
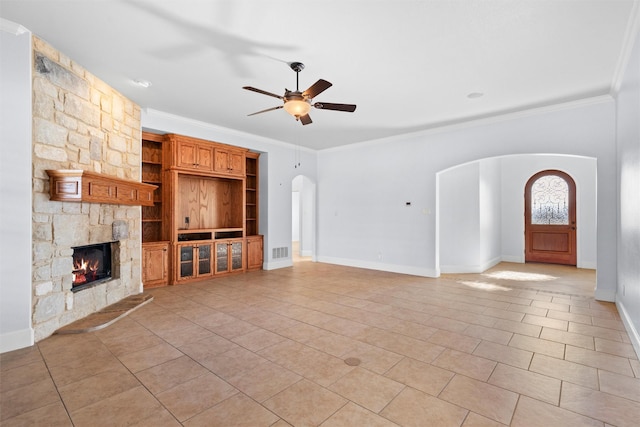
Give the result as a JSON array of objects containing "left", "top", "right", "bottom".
[
  {"left": 300, "top": 176, "right": 315, "bottom": 257},
  {"left": 317, "top": 98, "right": 617, "bottom": 299},
  {"left": 616, "top": 22, "right": 640, "bottom": 357},
  {"left": 292, "top": 175, "right": 315, "bottom": 257},
  {"left": 292, "top": 190, "right": 300, "bottom": 242},
  {"left": 439, "top": 162, "right": 482, "bottom": 272},
  {"left": 0, "top": 23, "right": 33, "bottom": 352},
  {"left": 142, "top": 109, "right": 318, "bottom": 270},
  {"left": 479, "top": 158, "right": 502, "bottom": 268}
]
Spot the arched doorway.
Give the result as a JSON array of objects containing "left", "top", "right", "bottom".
[{"left": 525, "top": 170, "right": 576, "bottom": 265}]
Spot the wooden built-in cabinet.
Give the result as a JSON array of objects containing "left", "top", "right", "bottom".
[
  {"left": 141, "top": 133, "right": 166, "bottom": 243},
  {"left": 215, "top": 238, "right": 245, "bottom": 274},
  {"left": 245, "top": 152, "right": 259, "bottom": 236},
  {"left": 214, "top": 147, "right": 245, "bottom": 177},
  {"left": 176, "top": 241, "right": 214, "bottom": 282},
  {"left": 245, "top": 153, "right": 263, "bottom": 270},
  {"left": 141, "top": 132, "right": 171, "bottom": 288},
  {"left": 168, "top": 134, "right": 215, "bottom": 173},
  {"left": 141, "top": 131, "right": 262, "bottom": 286},
  {"left": 142, "top": 242, "right": 169, "bottom": 288},
  {"left": 246, "top": 235, "right": 263, "bottom": 271}
]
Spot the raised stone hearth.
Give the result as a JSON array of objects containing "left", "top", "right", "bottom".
[{"left": 54, "top": 293, "right": 153, "bottom": 334}]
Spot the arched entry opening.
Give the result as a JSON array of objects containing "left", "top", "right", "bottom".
[{"left": 525, "top": 170, "right": 577, "bottom": 265}]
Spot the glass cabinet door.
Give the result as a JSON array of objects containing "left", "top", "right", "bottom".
[
  {"left": 198, "top": 244, "right": 212, "bottom": 275},
  {"left": 231, "top": 241, "right": 243, "bottom": 271},
  {"left": 216, "top": 242, "right": 229, "bottom": 273},
  {"left": 179, "top": 245, "right": 194, "bottom": 278}
]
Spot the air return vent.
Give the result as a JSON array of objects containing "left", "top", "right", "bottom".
[{"left": 272, "top": 247, "right": 289, "bottom": 259}]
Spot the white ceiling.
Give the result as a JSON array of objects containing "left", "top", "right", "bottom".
[{"left": 1, "top": 0, "right": 636, "bottom": 150}]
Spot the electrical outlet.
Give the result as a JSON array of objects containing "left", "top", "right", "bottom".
[{"left": 185, "top": 217, "right": 189, "bottom": 224}]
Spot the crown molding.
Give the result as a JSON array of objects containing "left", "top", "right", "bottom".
[
  {"left": 141, "top": 108, "right": 316, "bottom": 154},
  {"left": 611, "top": 0, "right": 640, "bottom": 93},
  {"left": 0, "top": 18, "right": 29, "bottom": 36},
  {"left": 321, "top": 94, "right": 615, "bottom": 153}
]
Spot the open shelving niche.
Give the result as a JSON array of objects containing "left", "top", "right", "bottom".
[{"left": 141, "top": 133, "right": 165, "bottom": 243}]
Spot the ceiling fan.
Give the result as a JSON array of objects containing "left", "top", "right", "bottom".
[{"left": 243, "top": 62, "right": 356, "bottom": 125}]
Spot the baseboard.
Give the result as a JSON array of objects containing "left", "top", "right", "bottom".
[
  {"left": 440, "top": 264, "right": 485, "bottom": 274},
  {"left": 594, "top": 288, "right": 616, "bottom": 302},
  {"left": 501, "top": 255, "right": 524, "bottom": 263},
  {"left": 0, "top": 327, "right": 34, "bottom": 353},
  {"left": 440, "top": 256, "right": 502, "bottom": 274},
  {"left": 316, "top": 256, "right": 439, "bottom": 278},
  {"left": 263, "top": 259, "right": 293, "bottom": 270},
  {"left": 578, "top": 261, "right": 597, "bottom": 270},
  {"left": 616, "top": 300, "right": 640, "bottom": 360}
]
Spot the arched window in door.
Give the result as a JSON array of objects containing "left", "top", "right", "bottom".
[
  {"left": 525, "top": 170, "right": 576, "bottom": 266},
  {"left": 530, "top": 174, "right": 569, "bottom": 225}
]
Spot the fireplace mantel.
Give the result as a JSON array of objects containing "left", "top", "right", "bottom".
[{"left": 46, "top": 170, "right": 157, "bottom": 206}]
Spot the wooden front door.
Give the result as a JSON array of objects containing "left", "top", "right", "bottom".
[{"left": 525, "top": 170, "right": 577, "bottom": 265}]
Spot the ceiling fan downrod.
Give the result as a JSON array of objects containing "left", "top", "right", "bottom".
[{"left": 290, "top": 62, "right": 304, "bottom": 91}]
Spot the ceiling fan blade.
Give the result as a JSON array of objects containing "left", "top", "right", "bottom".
[
  {"left": 313, "top": 102, "right": 357, "bottom": 112},
  {"left": 299, "top": 114, "right": 312, "bottom": 125},
  {"left": 243, "top": 86, "right": 283, "bottom": 100},
  {"left": 303, "top": 79, "right": 332, "bottom": 99},
  {"left": 248, "top": 105, "right": 283, "bottom": 116}
]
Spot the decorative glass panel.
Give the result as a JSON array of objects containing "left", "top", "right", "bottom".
[
  {"left": 531, "top": 175, "right": 569, "bottom": 225},
  {"left": 199, "top": 244, "right": 211, "bottom": 275},
  {"left": 216, "top": 243, "right": 228, "bottom": 273},
  {"left": 180, "top": 246, "right": 193, "bottom": 278},
  {"left": 231, "top": 241, "right": 243, "bottom": 270}
]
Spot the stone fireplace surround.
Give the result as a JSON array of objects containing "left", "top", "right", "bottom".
[{"left": 31, "top": 37, "right": 143, "bottom": 341}]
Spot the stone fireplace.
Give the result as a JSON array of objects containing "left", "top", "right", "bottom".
[{"left": 31, "top": 37, "right": 143, "bottom": 341}]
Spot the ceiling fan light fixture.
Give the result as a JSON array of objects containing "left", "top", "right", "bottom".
[{"left": 283, "top": 98, "right": 311, "bottom": 118}]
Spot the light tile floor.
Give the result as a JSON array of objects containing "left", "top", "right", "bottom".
[{"left": 2, "top": 261, "right": 639, "bottom": 426}]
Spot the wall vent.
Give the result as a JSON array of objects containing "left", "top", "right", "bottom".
[{"left": 272, "top": 247, "right": 289, "bottom": 259}]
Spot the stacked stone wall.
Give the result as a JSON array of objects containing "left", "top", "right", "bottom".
[{"left": 31, "top": 37, "right": 142, "bottom": 340}]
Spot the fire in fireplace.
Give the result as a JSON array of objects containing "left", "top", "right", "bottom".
[{"left": 71, "top": 242, "right": 112, "bottom": 291}]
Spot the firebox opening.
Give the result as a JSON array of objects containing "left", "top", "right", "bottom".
[{"left": 71, "top": 242, "right": 113, "bottom": 292}]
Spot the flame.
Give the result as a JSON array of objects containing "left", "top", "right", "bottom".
[{"left": 72, "top": 257, "right": 100, "bottom": 285}]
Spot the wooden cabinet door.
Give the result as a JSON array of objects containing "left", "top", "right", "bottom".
[
  {"left": 246, "top": 235, "right": 263, "bottom": 271},
  {"left": 142, "top": 242, "right": 169, "bottom": 287},
  {"left": 230, "top": 240, "right": 244, "bottom": 272},
  {"left": 214, "top": 148, "right": 245, "bottom": 176},
  {"left": 196, "top": 144, "right": 214, "bottom": 172},
  {"left": 196, "top": 243, "right": 213, "bottom": 276},
  {"left": 176, "top": 242, "right": 213, "bottom": 282},
  {"left": 228, "top": 151, "right": 245, "bottom": 176},
  {"left": 215, "top": 241, "right": 230, "bottom": 274},
  {"left": 176, "top": 140, "right": 198, "bottom": 169},
  {"left": 176, "top": 140, "right": 214, "bottom": 172},
  {"left": 215, "top": 239, "right": 244, "bottom": 274}
]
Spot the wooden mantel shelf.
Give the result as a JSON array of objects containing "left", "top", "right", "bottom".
[{"left": 46, "top": 170, "right": 157, "bottom": 206}]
